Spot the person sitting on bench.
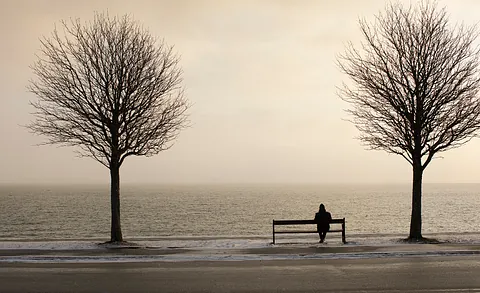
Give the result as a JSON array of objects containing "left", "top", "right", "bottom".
[{"left": 315, "top": 203, "right": 332, "bottom": 243}]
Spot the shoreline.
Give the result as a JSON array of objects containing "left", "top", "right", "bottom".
[{"left": 2, "top": 230, "right": 480, "bottom": 241}]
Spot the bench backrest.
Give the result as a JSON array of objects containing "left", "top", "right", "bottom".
[{"left": 273, "top": 218, "right": 345, "bottom": 225}]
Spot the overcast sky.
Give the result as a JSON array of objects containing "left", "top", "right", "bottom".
[{"left": 1, "top": 0, "right": 480, "bottom": 184}]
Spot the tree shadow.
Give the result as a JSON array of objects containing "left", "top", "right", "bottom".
[
  {"left": 98, "top": 241, "right": 142, "bottom": 249},
  {"left": 399, "top": 237, "right": 442, "bottom": 244}
]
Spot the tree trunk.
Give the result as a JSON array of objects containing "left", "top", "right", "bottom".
[
  {"left": 110, "top": 162, "right": 123, "bottom": 242},
  {"left": 409, "top": 161, "right": 423, "bottom": 240}
]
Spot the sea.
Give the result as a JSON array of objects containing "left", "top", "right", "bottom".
[{"left": 1, "top": 183, "right": 480, "bottom": 243}]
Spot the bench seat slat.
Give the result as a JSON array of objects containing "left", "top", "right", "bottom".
[{"left": 275, "top": 230, "right": 318, "bottom": 234}]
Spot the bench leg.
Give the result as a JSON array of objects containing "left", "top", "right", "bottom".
[
  {"left": 342, "top": 221, "right": 346, "bottom": 244},
  {"left": 272, "top": 220, "right": 275, "bottom": 244}
]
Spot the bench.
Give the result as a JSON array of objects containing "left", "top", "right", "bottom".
[{"left": 272, "top": 218, "right": 346, "bottom": 244}]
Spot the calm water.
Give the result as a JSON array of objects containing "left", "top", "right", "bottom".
[{"left": 0, "top": 183, "right": 479, "bottom": 241}]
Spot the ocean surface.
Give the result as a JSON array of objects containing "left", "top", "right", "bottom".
[{"left": 1, "top": 183, "right": 479, "bottom": 242}]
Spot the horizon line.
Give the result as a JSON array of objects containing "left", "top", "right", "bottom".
[{"left": 2, "top": 181, "right": 480, "bottom": 186}]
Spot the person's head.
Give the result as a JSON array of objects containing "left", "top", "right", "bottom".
[{"left": 319, "top": 203, "right": 326, "bottom": 212}]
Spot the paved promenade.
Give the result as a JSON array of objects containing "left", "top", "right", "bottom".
[{"left": 1, "top": 255, "right": 480, "bottom": 292}]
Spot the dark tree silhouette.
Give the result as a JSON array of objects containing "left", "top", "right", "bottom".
[
  {"left": 28, "top": 13, "right": 189, "bottom": 243},
  {"left": 338, "top": 2, "right": 480, "bottom": 240}
]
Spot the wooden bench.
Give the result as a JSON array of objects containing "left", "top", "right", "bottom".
[{"left": 272, "top": 218, "right": 346, "bottom": 244}]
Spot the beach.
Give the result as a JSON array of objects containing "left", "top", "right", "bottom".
[{"left": 1, "top": 241, "right": 480, "bottom": 292}]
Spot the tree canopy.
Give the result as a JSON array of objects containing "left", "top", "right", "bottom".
[
  {"left": 338, "top": 2, "right": 480, "bottom": 239},
  {"left": 28, "top": 13, "right": 189, "bottom": 242}
]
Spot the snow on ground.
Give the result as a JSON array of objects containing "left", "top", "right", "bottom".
[
  {"left": 0, "top": 238, "right": 272, "bottom": 251},
  {"left": 1, "top": 249, "right": 479, "bottom": 263},
  {"left": 1, "top": 233, "right": 479, "bottom": 263},
  {"left": 3, "top": 233, "right": 478, "bottom": 250}
]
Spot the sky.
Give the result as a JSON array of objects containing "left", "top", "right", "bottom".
[{"left": 1, "top": 0, "right": 480, "bottom": 184}]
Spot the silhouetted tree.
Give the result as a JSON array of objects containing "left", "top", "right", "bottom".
[
  {"left": 28, "top": 13, "right": 189, "bottom": 243},
  {"left": 338, "top": 2, "right": 480, "bottom": 240}
]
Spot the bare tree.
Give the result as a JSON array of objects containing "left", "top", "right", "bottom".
[
  {"left": 338, "top": 2, "right": 480, "bottom": 240},
  {"left": 28, "top": 13, "right": 189, "bottom": 243}
]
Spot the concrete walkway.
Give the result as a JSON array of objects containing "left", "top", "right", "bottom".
[{"left": 2, "top": 255, "right": 480, "bottom": 292}]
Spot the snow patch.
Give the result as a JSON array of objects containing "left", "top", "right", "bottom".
[{"left": 1, "top": 250, "right": 479, "bottom": 263}]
